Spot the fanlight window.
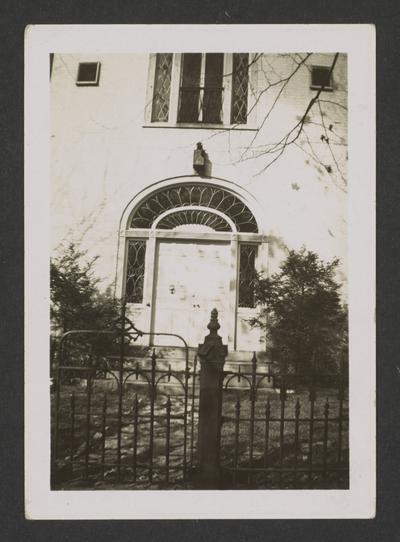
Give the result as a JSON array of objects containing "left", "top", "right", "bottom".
[
  {"left": 156, "top": 209, "right": 232, "bottom": 232},
  {"left": 130, "top": 183, "right": 258, "bottom": 233}
]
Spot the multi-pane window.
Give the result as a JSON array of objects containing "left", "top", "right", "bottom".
[
  {"left": 238, "top": 244, "right": 258, "bottom": 308},
  {"left": 150, "top": 53, "right": 250, "bottom": 125},
  {"left": 125, "top": 240, "right": 146, "bottom": 303},
  {"left": 151, "top": 53, "right": 173, "bottom": 122},
  {"left": 231, "top": 53, "right": 249, "bottom": 124},
  {"left": 178, "top": 53, "right": 224, "bottom": 124}
]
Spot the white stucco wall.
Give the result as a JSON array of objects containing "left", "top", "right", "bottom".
[{"left": 51, "top": 53, "right": 347, "bottom": 296}]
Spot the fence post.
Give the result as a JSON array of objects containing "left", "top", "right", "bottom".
[{"left": 196, "top": 308, "right": 228, "bottom": 488}]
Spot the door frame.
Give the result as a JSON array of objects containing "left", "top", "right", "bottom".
[
  {"left": 149, "top": 237, "right": 232, "bottom": 347},
  {"left": 121, "top": 228, "right": 269, "bottom": 350}
]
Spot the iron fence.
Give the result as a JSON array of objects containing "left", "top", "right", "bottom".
[
  {"left": 219, "top": 353, "right": 349, "bottom": 489},
  {"left": 51, "top": 312, "right": 200, "bottom": 489},
  {"left": 51, "top": 308, "right": 349, "bottom": 490}
]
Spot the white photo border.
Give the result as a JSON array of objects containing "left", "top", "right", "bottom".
[{"left": 25, "top": 24, "right": 375, "bottom": 519}]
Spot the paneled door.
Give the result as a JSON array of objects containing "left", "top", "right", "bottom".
[{"left": 152, "top": 240, "right": 231, "bottom": 346}]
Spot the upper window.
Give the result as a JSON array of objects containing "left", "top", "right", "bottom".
[
  {"left": 151, "top": 54, "right": 173, "bottom": 122},
  {"left": 231, "top": 53, "right": 249, "bottom": 124},
  {"left": 178, "top": 53, "right": 224, "bottom": 124},
  {"left": 76, "top": 62, "right": 101, "bottom": 86},
  {"left": 149, "top": 53, "right": 251, "bottom": 126},
  {"left": 310, "top": 66, "right": 333, "bottom": 91}
]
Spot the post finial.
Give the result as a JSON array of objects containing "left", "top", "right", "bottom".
[
  {"left": 207, "top": 308, "right": 220, "bottom": 336},
  {"left": 198, "top": 308, "right": 227, "bottom": 363}
]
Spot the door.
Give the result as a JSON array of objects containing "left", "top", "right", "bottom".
[{"left": 152, "top": 240, "right": 230, "bottom": 346}]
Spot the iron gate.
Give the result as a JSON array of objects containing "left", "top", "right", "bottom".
[{"left": 51, "top": 309, "right": 200, "bottom": 489}]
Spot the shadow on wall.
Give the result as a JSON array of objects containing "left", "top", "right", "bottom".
[{"left": 266, "top": 235, "right": 289, "bottom": 276}]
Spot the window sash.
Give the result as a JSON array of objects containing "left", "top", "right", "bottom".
[
  {"left": 238, "top": 243, "right": 257, "bottom": 308},
  {"left": 151, "top": 53, "right": 173, "bottom": 122},
  {"left": 125, "top": 240, "right": 147, "bottom": 303},
  {"left": 178, "top": 53, "right": 224, "bottom": 124},
  {"left": 149, "top": 53, "right": 251, "bottom": 126},
  {"left": 231, "top": 53, "right": 249, "bottom": 124}
]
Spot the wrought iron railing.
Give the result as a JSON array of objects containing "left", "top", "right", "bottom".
[
  {"left": 51, "top": 307, "right": 349, "bottom": 490},
  {"left": 51, "top": 311, "right": 200, "bottom": 489},
  {"left": 219, "top": 353, "right": 349, "bottom": 489}
]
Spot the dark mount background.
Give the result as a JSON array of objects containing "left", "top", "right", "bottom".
[{"left": 1, "top": 1, "right": 398, "bottom": 540}]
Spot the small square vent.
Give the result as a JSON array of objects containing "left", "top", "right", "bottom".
[
  {"left": 76, "top": 62, "right": 101, "bottom": 86},
  {"left": 311, "top": 66, "right": 333, "bottom": 91}
]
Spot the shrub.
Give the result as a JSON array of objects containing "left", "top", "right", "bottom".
[
  {"left": 50, "top": 243, "right": 121, "bottom": 367},
  {"left": 249, "top": 247, "right": 348, "bottom": 377}
]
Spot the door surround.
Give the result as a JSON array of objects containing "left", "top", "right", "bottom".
[{"left": 117, "top": 177, "right": 268, "bottom": 350}]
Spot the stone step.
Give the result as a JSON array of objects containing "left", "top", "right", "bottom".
[{"left": 116, "top": 344, "right": 270, "bottom": 364}]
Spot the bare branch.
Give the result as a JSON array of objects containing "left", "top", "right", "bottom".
[
  {"left": 241, "top": 53, "right": 313, "bottom": 159},
  {"left": 252, "top": 54, "right": 343, "bottom": 177}
]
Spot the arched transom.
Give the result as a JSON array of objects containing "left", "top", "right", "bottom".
[
  {"left": 155, "top": 207, "right": 233, "bottom": 232},
  {"left": 129, "top": 183, "right": 258, "bottom": 233}
]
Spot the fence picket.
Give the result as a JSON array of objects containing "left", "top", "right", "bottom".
[
  {"left": 294, "top": 397, "right": 300, "bottom": 487},
  {"left": 148, "top": 349, "right": 157, "bottom": 483},
  {"left": 264, "top": 397, "right": 271, "bottom": 486},
  {"left": 132, "top": 394, "right": 138, "bottom": 482},
  {"left": 101, "top": 392, "right": 107, "bottom": 479},
  {"left": 69, "top": 392, "right": 75, "bottom": 476},
  {"left": 165, "top": 396, "right": 171, "bottom": 484},
  {"left": 323, "top": 398, "right": 330, "bottom": 484},
  {"left": 84, "top": 371, "right": 92, "bottom": 480},
  {"left": 233, "top": 397, "right": 241, "bottom": 486}
]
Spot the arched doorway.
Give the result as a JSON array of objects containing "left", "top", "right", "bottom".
[{"left": 118, "top": 178, "right": 268, "bottom": 350}]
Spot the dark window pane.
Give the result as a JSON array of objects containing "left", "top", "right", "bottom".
[
  {"left": 311, "top": 66, "right": 332, "bottom": 89},
  {"left": 231, "top": 53, "right": 249, "bottom": 124},
  {"left": 238, "top": 244, "right": 257, "bottom": 308},
  {"left": 204, "top": 53, "right": 224, "bottom": 87},
  {"left": 125, "top": 240, "right": 146, "bottom": 303},
  {"left": 203, "top": 53, "right": 223, "bottom": 123},
  {"left": 151, "top": 53, "right": 173, "bottom": 122},
  {"left": 76, "top": 62, "right": 100, "bottom": 85},
  {"left": 178, "top": 53, "right": 202, "bottom": 122},
  {"left": 181, "top": 53, "right": 202, "bottom": 87}
]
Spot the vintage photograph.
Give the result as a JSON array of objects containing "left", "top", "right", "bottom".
[{"left": 49, "top": 50, "right": 349, "bottom": 491}]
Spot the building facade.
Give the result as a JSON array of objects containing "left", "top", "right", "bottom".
[{"left": 50, "top": 52, "right": 347, "bottom": 352}]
